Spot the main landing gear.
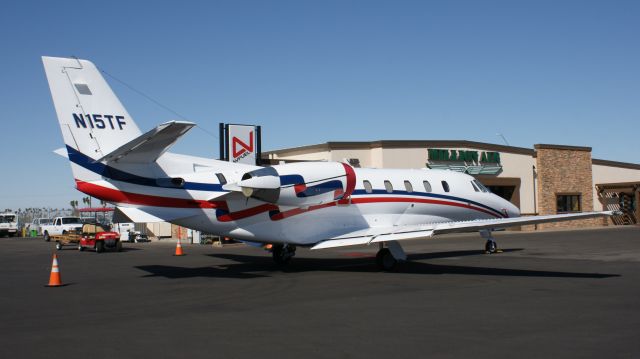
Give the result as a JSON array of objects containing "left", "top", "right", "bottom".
[
  {"left": 480, "top": 229, "right": 502, "bottom": 254},
  {"left": 271, "top": 244, "right": 296, "bottom": 265},
  {"left": 375, "top": 241, "right": 407, "bottom": 271}
]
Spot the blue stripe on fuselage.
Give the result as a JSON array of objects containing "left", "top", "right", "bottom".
[
  {"left": 66, "top": 146, "right": 224, "bottom": 191},
  {"left": 351, "top": 189, "right": 505, "bottom": 217}
]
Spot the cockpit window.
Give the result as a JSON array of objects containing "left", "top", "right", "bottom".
[
  {"left": 471, "top": 181, "right": 480, "bottom": 192},
  {"left": 473, "top": 180, "right": 490, "bottom": 193}
]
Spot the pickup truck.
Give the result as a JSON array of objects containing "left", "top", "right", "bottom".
[
  {"left": 0, "top": 212, "right": 18, "bottom": 237},
  {"left": 42, "top": 216, "right": 83, "bottom": 242},
  {"left": 29, "top": 218, "right": 52, "bottom": 236}
]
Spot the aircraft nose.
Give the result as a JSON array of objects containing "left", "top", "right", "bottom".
[{"left": 505, "top": 201, "right": 520, "bottom": 218}]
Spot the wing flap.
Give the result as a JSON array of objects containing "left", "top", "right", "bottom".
[{"left": 96, "top": 121, "right": 195, "bottom": 164}]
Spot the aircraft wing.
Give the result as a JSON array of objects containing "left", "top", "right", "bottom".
[
  {"left": 311, "top": 211, "right": 618, "bottom": 250},
  {"left": 96, "top": 121, "right": 195, "bottom": 164}
]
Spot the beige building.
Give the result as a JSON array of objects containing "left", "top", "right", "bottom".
[{"left": 265, "top": 141, "right": 640, "bottom": 229}]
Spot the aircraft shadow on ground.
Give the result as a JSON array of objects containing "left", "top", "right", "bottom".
[{"left": 134, "top": 248, "right": 619, "bottom": 279}]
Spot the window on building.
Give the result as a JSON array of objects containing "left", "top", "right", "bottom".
[
  {"left": 384, "top": 180, "right": 393, "bottom": 193},
  {"left": 404, "top": 180, "right": 413, "bottom": 193},
  {"left": 423, "top": 180, "right": 432, "bottom": 193},
  {"left": 557, "top": 194, "right": 581, "bottom": 213},
  {"left": 441, "top": 180, "right": 450, "bottom": 192},
  {"left": 363, "top": 180, "right": 373, "bottom": 194},
  {"left": 471, "top": 181, "right": 480, "bottom": 192}
]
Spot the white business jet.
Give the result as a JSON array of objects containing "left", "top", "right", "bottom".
[{"left": 42, "top": 56, "right": 615, "bottom": 270}]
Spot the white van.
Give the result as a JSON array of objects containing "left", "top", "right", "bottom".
[{"left": 0, "top": 213, "right": 18, "bottom": 237}]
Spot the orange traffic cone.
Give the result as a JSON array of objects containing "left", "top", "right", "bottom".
[
  {"left": 46, "top": 253, "right": 62, "bottom": 287},
  {"left": 174, "top": 239, "right": 184, "bottom": 256}
]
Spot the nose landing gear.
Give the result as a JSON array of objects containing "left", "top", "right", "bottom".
[{"left": 480, "top": 229, "right": 502, "bottom": 254}]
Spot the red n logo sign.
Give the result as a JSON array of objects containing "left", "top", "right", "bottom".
[{"left": 232, "top": 131, "right": 254, "bottom": 158}]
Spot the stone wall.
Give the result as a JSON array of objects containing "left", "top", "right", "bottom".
[{"left": 535, "top": 144, "right": 602, "bottom": 229}]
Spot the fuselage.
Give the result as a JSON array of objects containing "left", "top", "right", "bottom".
[{"left": 71, "top": 149, "right": 520, "bottom": 246}]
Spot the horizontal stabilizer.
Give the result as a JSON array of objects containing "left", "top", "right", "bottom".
[
  {"left": 53, "top": 147, "right": 68, "bottom": 159},
  {"left": 96, "top": 121, "right": 195, "bottom": 164}
]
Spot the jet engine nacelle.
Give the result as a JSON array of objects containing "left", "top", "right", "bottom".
[{"left": 228, "top": 162, "right": 357, "bottom": 207}]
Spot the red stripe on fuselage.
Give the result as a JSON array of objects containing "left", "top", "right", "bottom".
[{"left": 75, "top": 180, "right": 226, "bottom": 209}]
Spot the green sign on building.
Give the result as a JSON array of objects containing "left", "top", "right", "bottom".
[
  {"left": 427, "top": 149, "right": 501, "bottom": 164},
  {"left": 427, "top": 149, "right": 502, "bottom": 175}
]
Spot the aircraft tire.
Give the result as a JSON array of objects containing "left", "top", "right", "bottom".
[
  {"left": 485, "top": 240, "right": 498, "bottom": 254},
  {"left": 272, "top": 245, "right": 295, "bottom": 265},
  {"left": 55, "top": 241, "right": 62, "bottom": 250},
  {"left": 376, "top": 248, "right": 396, "bottom": 271}
]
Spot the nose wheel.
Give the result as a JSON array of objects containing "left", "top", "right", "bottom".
[{"left": 480, "top": 229, "right": 501, "bottom": 254}]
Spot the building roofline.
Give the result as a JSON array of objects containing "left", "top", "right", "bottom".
[
  {"left": 264, "top": 140, "right": 535, "bottom": 156},
  {"left": 534, "top": 144, "right": 592, "bottom": 152},
  {"left": 592, "top": 158, "right": 640, "bottom": 170}
]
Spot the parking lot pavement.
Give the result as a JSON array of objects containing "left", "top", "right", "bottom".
[{"left": 1, "top": 226, "right": 639, "bottom": 359}]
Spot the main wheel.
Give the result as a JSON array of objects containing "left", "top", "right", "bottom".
[
  {"left": 44, "top": 231, "right": 50, "bottom": 242},
  {"left": 272, "top": 245, "right": 296, "bottom": 265},
  {"left": 78, "top": 243, "right": 84, "bottom": 251},
  {"left": 485, "top": 240, "right": 498, "bottom": 254},
  {"left": 376, "top": 248, "right": 397, "bottom": 271},
  {"left": 96, "top": 241, "right": 105, "bottom": 253},
  {"left": 55, "top": 241, "right": 62, "bottom": 250}
]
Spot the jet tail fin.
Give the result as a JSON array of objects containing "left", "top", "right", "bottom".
[
  {"left": 96, "top": 120, "right": 195, "bottom": 164},
  {"left": 42, "top": 56, "right": 143, "bottom": 160}
]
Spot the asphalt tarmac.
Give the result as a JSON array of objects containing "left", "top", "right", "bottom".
[{"left": 1, "top": 226, "right": 639, "bottom": 359}]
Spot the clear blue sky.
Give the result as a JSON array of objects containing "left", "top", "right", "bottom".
[{"left": 1, "top": 0, "right": 638, "bottom": 210}]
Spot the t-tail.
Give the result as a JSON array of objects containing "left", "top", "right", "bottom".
[{"left": 42, "top": 56, "right": 144, "bottom": 180}]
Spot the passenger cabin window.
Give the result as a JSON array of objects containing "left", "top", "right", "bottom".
[
  {"left": 441, "top": 181, "right": 450, "bottom": 192},
  {"left": 471, "top": 181, "right": 480, "bottom": 192},
  {"left": 215, "top": 173, "right": 227, "bottom": 185},
  {"left": 404, "top": 180, "right": 413, "bottom": 193},
  {"left": 363, "top": 180, "right": 373, "bottom": 194},
  {"left": 384, "top": 180, "right": 393, "bottom": 193},
  {"left": 423, "top": 180, "right": 432, "bottom": 193}
]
